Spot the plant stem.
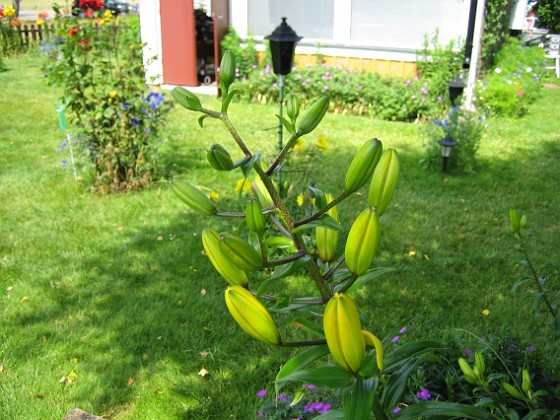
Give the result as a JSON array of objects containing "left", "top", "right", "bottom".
[
  {"left": 294, "top": 191, "right": 350, "bottom": 228},
  {"left": 280, "top": 339, "right": 326, "bottom": 348},
  {"left": 265, "top": 252, "right": 306, "bottom": 267},
  {"left": 519, "top": 233, "right": 559, "bottom": 325},
  {"left": 266, "top": 132, "right": 301, "bottom": 176},
  {"left": 219, "top": 114, "right": 332, "bottom": 302}
]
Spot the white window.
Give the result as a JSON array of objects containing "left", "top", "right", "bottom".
[
  {"left": 247, "top": 0, "right": 335, "bottom": 39},
  {"left": 350, "top": 0, "right": 466, "bottom": 49}
]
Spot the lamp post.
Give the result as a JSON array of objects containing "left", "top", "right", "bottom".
[
  {"left": 447, "top": 75, "right": 466, "bottom": 106},
  {"left": 265, "top": 17, "right": 302, "bottom": 195},
  {"left": 438, "top": 134, "right": 458, "bottom": 173}
]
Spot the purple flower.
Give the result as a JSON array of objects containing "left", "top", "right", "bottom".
[
  {"left": 278, "top": 393, "right": 288, "bottom": 402},
  {"left": 61, "top": 159, "right": 67, "bottom": 168},
  {"left": 304, "top": 384, "right": 317, "bottom": 390},
  {"left": 392, "top": 407, "right": 402, "bottom": 414},
  {"left": 257, "top": 412, "right": 263, "bottom": 418},
  {"left": 421, "top": 87, "right": 428, "bottom": 94},
  {"left": 416, "top": 388, "right": 431, "bottom": 401},
  {"left": 527, "top": 346, "right": 536, "bottom": 352},
  {"left": 391, "top": 336, "right": 400, "bottom": 343},
  {"left": 464, "top": 349, "right": 473, "bottom": 356},
  {"left": 304, "top": 402, "right": 331, "bottom": 414},
  {"left": 399, "top": 326, "right": 407, "bottom": 334},
  {"left": 256, "top": 389, "right": 267, "bottom": 397}
]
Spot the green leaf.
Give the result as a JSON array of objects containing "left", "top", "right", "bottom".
[
  {"left": 337, "top": 266, "right": 397, "bottom": 293},
  {"left": 383, "top": 341, "right": 445, "bottom": 372},
  {"left": 314, "top": 408, "right": 344, "bottom": 419},
  {"left": 511, "top": 275, "right": 533, "bottom": 293},
  {"left": 275, "top": 345, "right": 331, "bottom": 393},
  {"left": 343, "top": 378, "right": 375, "bottom": 420},
  {"left": 264, "top": 236, "right": 296, "bottom": 250},
  {"left": 382, "top": 354, "right": 442, "bottom": 410},
  {"left": 269, "top": 256, "right": 310, "bottom": 281},
  {"left": 395, "top": 401, "right": 492, "bottom": 419},
  {"left": 278, "top": 365, "right": 354, "bottom": 389},
  {"left": 293, "top": 214, "right": 342, "bottom": 233},
  {"left": 240, "top": 152, "right": 261, "bottom": 178},
  {"left": 291, "top": 316, "right": 325, "bottom": 339},
  {"left": 221, "top": 89, "right": 242, "bottom": 114},
  {"left": 198, "top": 115, "right": 207, "bottom": 128},
  {"left": 276, "top": 114, "right": 295, "bottom": 135}
]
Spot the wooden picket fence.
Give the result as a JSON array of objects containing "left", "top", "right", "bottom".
[{"left": 16, "top": 23, "right": 58, "bottom": 49}]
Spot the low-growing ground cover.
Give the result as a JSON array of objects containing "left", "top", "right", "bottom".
[{"left": 0, "top": 55, "right": 559, "bottom": 419}]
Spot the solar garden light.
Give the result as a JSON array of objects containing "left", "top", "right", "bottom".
[{"left": 438, "top": 134, "right": 458, "bottom": 173}]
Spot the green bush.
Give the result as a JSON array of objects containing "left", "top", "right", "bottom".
[
  {"left": 476, "top": 38, "right": 547, "bottom": 117},
  {"left": 536, "top": 0, "right": 560, "bottom": 33},
  {"left": 423, "top": 106, "right": 486, "bottom": 174},
  {"left": 41, "top": 8, "right": 170, "bottom": 192}
]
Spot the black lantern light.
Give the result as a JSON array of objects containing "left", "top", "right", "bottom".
[
  {"left": 447, "top": 76, "right": 466, "bottom": 106},
  {"left": 265, "top": 18, "right": 303, "bottom": 196},
  {"left": 438, "top": 134, "right": 458, "bottom": 173},
  {"left": 265, "top": 17, "right": 302, "bottom": 76}
]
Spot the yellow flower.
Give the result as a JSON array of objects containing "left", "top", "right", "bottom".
[
  {"left": 36, "top": 19, "right": 45, "bottom": 25},
  {"left": 104, "top": 10, "right": 113, "bottom": 19},
  {"left": 294, "top": 138, "right": 305, "bottom": 152},
  {"left": 234, "top": 178, "right": 251, "bottom": 193},
  {"left": 481, "top": 309, "right": 490, "bottom": 316},
  {"left": 316, "top": 135, "right": 329, "bottom": 152},
  {"left": 4, "top": 7, "right": 16, "bottom": 17},
  {"left": 208, "top": 191, "right": 219, "bottom": 201},
  {"left": 108, "top": 90, "right": 117, "bottom": 98},
  {"left": 296, "top": 193, "right": 304, "bottom": 206},
  {"left": 98, "top": 19, "right": 106, "bottom": 26}
]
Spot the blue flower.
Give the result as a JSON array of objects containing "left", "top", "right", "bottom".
[{"left": 145, "top": 92, "right": 165, "bottom": 110}]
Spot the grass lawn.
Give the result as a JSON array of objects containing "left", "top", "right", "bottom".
[{"left": 1, "top": 55, "right": 559, "bottom": 419}]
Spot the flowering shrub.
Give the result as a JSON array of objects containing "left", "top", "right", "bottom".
[
  {"left": 255, "top": 384, "right": 339, "bottom": 419},
  {"left": 423, "top": 106, "right": 486, "bottom": 173},
  {"left": 475, "top": 38, "right": 548, "bottom": 117},
  {"left": 42, "top": 6, "right": 170, "bottom": 192},
  {"left": 0, "top": 5, "right": 23, "bottom": 68},
  {"left": 235, "top": 63, "right": 447, "bottom": 122}
]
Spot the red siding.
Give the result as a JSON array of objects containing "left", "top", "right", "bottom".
[{"left": 160, "top": 0, "right": 197, "bottom": 86}]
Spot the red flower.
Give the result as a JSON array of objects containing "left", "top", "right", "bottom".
[
  {"left": 80, "top": 39, "right": 92, "bottom": 51},
  {"left": 69, "top": 26, "right": 80, "bottom": 36}
]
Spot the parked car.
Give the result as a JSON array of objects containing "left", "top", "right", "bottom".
[{"left": 72, "top": 0, "right": 138, "bottom": 16}]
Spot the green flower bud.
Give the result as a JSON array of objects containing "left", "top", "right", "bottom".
[
  {"left": 344, "top": 138, "right": 383, "bottom": 194},
  {"left": 171, "top": 179, "right": 217, "bottom": 216},
  {"left": 207, "top": 144, "right": 234, "bottom": 171},
  {"left": 458, "top": 358, "right": 477, "bottom": 385},
  {"left": 202, "top": 229, "right": 248, "bottom": 287},
  {"left": 316, "top": 193, "right": 339, "bottom": 263},
  {"left": 225, "top": 285, "right": 281, "bottom": 345},
  {"left": 219, "top": 50, "right": 236, "bottom": 89},
  {"left": 323, "top": 293, "right": 365, "bottom": 373},
  {"left": 297, "top": 97, "right": 329, "bottom": 135},
  {"left": 171, "top": 87, "right": 202, "bottom": 112},
  {"left": 368, "top": 148, "right": 399, "bottom": 215},
  {"left": 246, "top": 200, "right": 265, "bottom": 235},
  {"left": 286, "top": 93, "right": 300, "bottom": 121},
  {"left": 509, "top": 209, "right": 520, "bottom": 234},
  {"left": 219, "top": 233, "right": 263, "bottom": 272},
  {"left": 345, "top": 207, "right": 380, "bottom": 276}
]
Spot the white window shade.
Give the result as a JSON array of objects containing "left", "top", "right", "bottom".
[
  {"left": 248, "top": 0, "right": 335, "bottom": 39},
  {"left": 351, "top": 0, "right": 467, "bottom": 50}
]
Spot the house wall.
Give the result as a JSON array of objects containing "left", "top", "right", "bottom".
[{"left": 231, "top": 0, "right": 473, "bottom": 77}]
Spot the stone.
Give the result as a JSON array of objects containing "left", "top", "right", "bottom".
[{"left": 63, "top": 408, "right": 103, "bottom": 420}]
